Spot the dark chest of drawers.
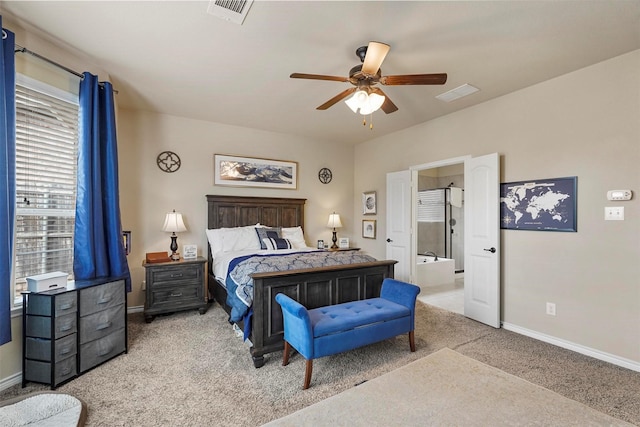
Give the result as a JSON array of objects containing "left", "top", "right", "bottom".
[
  {"left": 143, "top": 257, "right": 208, "bottom": 323},
  {"left": 22, "top": 277, "right": 127, "bottom": 389}
]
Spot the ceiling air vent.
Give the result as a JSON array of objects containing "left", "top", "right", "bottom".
[{"left": 207, "top": 0, "right": 254, "bottom": 25}]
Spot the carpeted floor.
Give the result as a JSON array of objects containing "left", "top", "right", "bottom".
[
  {"left": 2, "top": 301, "right": 639, "bottom": 426},
  {"left": 264, "top": 348, "right": 634, "bottom": 426}
]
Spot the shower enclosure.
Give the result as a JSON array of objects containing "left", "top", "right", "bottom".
[{"left": 417, "top": 186, "right": 464, "bottom": 272}]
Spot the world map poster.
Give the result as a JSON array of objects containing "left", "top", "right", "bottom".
[{"left": 500, "top": 177, "right": 577, "bottom": 231}]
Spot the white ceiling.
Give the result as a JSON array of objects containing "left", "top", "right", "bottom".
[{"left": 1, "top": 1, "right": 639, "bottom": 145}]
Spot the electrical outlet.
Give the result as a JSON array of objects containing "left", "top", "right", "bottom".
[
  {"left": 141, "top": 280, "right": 146, "bottom": 291},
  {"left": 546, "top": 302, "right": 556, "bottom": 316}
]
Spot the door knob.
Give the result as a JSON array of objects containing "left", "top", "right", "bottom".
[
  {"left": 483, "top": 247, "right": 496, "bottom": 253},
  {"left": 386, "top": 238, "right": 392, "bottom": 243}
]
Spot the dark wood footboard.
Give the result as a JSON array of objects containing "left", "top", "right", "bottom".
[{"left": 209, "top": 259, "right": 395, "bottom": 367}]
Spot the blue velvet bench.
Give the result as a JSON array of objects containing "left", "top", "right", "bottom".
[{"left": 275, "top": 278, "right": 420, "bottom": 389}]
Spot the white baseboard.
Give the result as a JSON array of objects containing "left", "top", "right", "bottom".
[
  {"left": 127, "top": 305, "right": 144, "bottom": 314},
  {"left": 502, "top": 322, "right": 640, "bottom": 373},
  {"left": 0, "top": 372, "right": 22, "bottom": 392}
]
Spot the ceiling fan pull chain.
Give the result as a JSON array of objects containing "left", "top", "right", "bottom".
[
  {"left": 362, "top": 117, "right": 366, "bottom": 126},
  {"left": 369, "top": 114, "right": 374, "bottom": 130}
]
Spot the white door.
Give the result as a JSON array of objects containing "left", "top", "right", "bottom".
[
  {"left": 464, "top": 153, "right": 500, "bottom": 327},
  {"left": 386, "top": 170, "right": 412, "bottom": 282}
]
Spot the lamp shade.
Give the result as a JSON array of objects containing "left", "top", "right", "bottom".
[
  {"left": 327, "top": 212, "right": 342, "bottom": 229},
  {"left": 162, "top": 210, "right": 187, "bottom": 233}
]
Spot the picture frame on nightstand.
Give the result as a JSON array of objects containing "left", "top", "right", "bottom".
[
  {"left": 338, "top": 237, "right": 349, "bottom": 249},
  {"left": 183, "top": 244, "right": 198, "bottom": 259}
]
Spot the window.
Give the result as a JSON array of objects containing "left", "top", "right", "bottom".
[{"left": 13, "top": 74, "right": 79, "bottom": 303}]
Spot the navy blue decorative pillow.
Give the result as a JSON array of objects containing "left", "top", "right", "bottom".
[
  {"left": 256, "top": 227, "right": 281, "bottom": 250},
  {"left": 262, "top": 237, "right": 292, "bottom": 250}
]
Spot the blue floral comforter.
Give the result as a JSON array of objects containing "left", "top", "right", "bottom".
[{"left": 225, "top": 250, "right": 376, "bottom": 323}]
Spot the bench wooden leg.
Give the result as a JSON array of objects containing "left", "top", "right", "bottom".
[
  {"left": 282, "top": 340, "right": 291, "bottom": 366},
  {"left": 409, "top": 330, "right": 416, "bottom": 352},
  {"left": 303, "top": 359, "right": 313, "bottom": 390}
]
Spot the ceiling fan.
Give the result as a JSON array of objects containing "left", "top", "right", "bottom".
[{"left": 290, "top": 41, "right": 447, "bottom": 115}]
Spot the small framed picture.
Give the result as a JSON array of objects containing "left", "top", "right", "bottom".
[
  {"left": 362, "top": 220, "right": 376, "bottom": 239},
  {"left": 362, "top": 191, "right": 377, "bottom": 215},
  {"left": 338, "top": 237, "right": 349, "bottom": 249},
  {"left": 183, "top": 244, "right": 198, "bottom": 259},
  {"left": 317, "top": 240, "right": 325, "bottom": 249}
]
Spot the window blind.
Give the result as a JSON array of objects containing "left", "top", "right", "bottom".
[
  {"left": 417, "top": 189, "right": 445, "bottom": 222},
  {"left": 14, "top": 77, "right": 79, "bottom": 295}
]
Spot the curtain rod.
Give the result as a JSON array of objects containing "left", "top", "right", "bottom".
[{"left": 14, "top": 43, "right": 118, "bottom": 93}]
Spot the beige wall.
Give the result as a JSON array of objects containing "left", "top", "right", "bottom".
[
  {"left": 354, "top": 50, "right": 640, "bottom": 363},
  {"left": 117, "top": 110, "right": 355, "bottom": 308}
]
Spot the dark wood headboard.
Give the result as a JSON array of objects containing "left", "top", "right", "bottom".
[
  {"left": 205, "top": 195, "right": 307, "bottom": 275},
  {"left": 206, "top": 195, "right": 306, "bottom": 230}
]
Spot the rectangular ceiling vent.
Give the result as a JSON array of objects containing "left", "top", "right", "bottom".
[
  {"left": 207, "top": 0, "right": 254, "bottom": 25},
  {"left": 436, "top": 84, "right": 480, "bottom": 103}
]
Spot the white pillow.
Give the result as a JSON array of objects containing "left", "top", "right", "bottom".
[
  {"left": 222, "top": 225, "right": 262, "bottom": 252},
  {"left": 206, "top": 228, "right": 224, "bottom": 256},
  {"left": 281, "top": 226, "right": 307, "bottom": 249},
  {"left": 206, "top": 224, "right": 262, "bottom": 256}
]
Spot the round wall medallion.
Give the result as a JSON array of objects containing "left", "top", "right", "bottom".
[
  {"left": 157, "top": 151, "right": 181, "bottom": 173},
  {"left": 318, "top": 168, "right": 332, "bottom": 184}
]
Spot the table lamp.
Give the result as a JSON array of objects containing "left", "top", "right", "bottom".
[
  {"left": 163, "top": 210, "right": 187, "bottom": 261},
  {"left": 327, "top": 212, "right": 342, "bottom": 249}
]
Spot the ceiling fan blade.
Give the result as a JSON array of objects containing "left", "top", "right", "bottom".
[
  {"left": 361, "top": 41, "right": 390, "bottom": 76},
  {"left": 370, "top": 87, "right": 398, "bottom": 114},
  {"left": 316, "top": 88, "right": 356, "bottom": 110},
  {"left": 380, "top": 73, "right": 448, "bottom": 85},
  {"left": 290, "top": 73, "right": 349, "bottom": 82}
]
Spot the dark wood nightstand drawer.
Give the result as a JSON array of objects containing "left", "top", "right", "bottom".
[
  {"left": 149, "top": 264, "right": 202, "bottom": 284},
  {"left": 149, "top": 283, "right": 203, "bottom": 306}
]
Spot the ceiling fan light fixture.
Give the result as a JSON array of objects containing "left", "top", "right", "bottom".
[
  {"left": 345, "top": 90, "right": 385, "bottom": 115},
  {"left": 345, "top": 90, "right": 368, "bottom": 113}
]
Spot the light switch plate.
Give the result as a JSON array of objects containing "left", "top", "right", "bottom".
[{"left": 605, "top": 206, "right": 624, "bottom": 220}]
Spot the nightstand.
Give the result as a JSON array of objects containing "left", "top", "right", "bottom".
[{"left": 142, "top": 257, "right": 208, "bottom": 323}]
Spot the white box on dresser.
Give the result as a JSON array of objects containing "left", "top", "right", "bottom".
[{"left": 26, "top": 271, "right": 68, "bottom": 293}]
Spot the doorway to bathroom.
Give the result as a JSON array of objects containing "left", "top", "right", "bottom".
[{"left": 415, "top": 163, "right": 464, "bottom": 314}]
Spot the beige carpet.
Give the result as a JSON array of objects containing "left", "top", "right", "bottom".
[
  {"left": 2, "top": 303, "right": 639, "bottom": 426},
  {"left": 265, "top": 348, "right": 633, "bottom": 427}
]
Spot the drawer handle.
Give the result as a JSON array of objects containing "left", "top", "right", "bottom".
[
  {"left": 98, "top": 347, "right": 113, "bottom": 357},
  {"left": 170, "top": 273, "right": 184, "bottom": 278},
  {"left": 59, "top": 324, "right": 72, "bottom": 332},
  {"left": 97, "top": 296, "right": 112, "bottom": 304},
  {"left": 59, "top": 303, "right": 73, "bottom": 310},
  {"left": 96, "top": 321, "right": 112, "bottom": 331},
  {"left": 170, "top": 292, "right": 183, "bottom": 298},
  {"left": 60, "top": 367, "right": 72, "bottom": 375},
  {"left": 60, "top": 347, "right": 72, "bottom": 355}
]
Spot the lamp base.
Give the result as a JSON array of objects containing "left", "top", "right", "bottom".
[
  {"left": 331, "top": 230, "right": 338, "bottom": 249},
  {"left": 169, "top": 233, "right": 180, "bottom": 261}
]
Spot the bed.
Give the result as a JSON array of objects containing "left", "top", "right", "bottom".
[{"left": 206, "top": 195, "right": 396, "bottom": 367}]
